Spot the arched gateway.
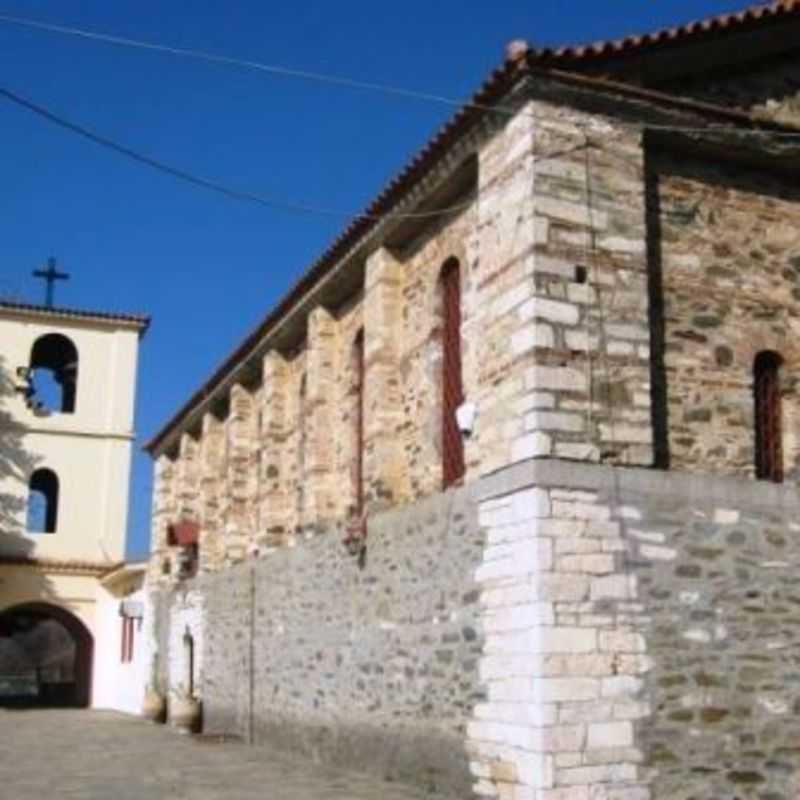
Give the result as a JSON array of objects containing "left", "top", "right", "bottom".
[{"left": 0, "top": 603, "right": 93, "bottom": 708}]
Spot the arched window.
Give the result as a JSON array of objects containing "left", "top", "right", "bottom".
[
  {"left": 754, "top": 351, "right": 783, "bottom": 483},
  {"left": 439, "top": 258, "right": 465, "bottom": 488},
  {"left": 351, "top": 330, "right": 365, "bottom": 517},
  {"left": 183, "top": 628, "right": 195, "bottom": 696},
  {"left": 29, "top": 334, "right": 78, "bottom": 414},
  {"left": 27, "top": 468, "right": 59, "bottom": 533},
  {"left": 296, "top": 372, "right": 307, "bottom": 526}
]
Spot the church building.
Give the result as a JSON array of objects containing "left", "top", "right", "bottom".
[
  {"left": 0, "top": 284, "right": 149, "bottom": 711},
  {"left": 146, "top": 4, "right": 800, "bottom": 799}
]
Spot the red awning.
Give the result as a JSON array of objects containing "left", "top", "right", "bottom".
[{"left": 167, "top": 520, "right": 199, "bottom": 546}]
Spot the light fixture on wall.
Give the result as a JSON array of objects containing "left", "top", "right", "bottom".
[{"left": 456, "top": 401, "right": 477, "bottom": 438}]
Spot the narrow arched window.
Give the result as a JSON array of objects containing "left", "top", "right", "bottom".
[
  {"left": 754, "top": 351, "right": 783, "bottom": 483},
  {"left": 183, "top": 629, "right": 195, "bottom": 696},
  {"left": 296, "top": 372, "right": 307, "bottom": 526},
  {"left": 440, "top": 258, "right": 465, "bottom": 488},
  {"left": 351, "top": 330, "right": 365, "bottom": 516},
  {"left": 27, "top": 468, "right": 59, "bottom": 533},
  {"left": 29, "top": 334, "right": 78, "bottom": 414}
]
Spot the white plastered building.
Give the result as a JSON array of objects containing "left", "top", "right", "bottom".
[{"left": 0, "top": 300, "right": 150, "bottom": 709}]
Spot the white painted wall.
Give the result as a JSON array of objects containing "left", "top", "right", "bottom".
[
  {"left": 0, "top": 308, "right": 144, "bottom": 562},
  {"left": 166, "top": 590, "right": 203, "bottom": 698},
  {"left": 93, "top": 575, "right": 150, "bottom": 714}
]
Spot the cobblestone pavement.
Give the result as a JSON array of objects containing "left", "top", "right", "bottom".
[{"left": 0, "top": 709, "right": 445, "bottom": 800}]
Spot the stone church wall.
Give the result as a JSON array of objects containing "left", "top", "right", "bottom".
[
  {"left": 648, "top": 154, "right": 800, "bottom": 477},
  {"left": 155, "top": 484, "right": 487, "bottom": 797},
  {"left": 516, "top": 102, "right": 653, "bottom": 469},
  {"left": 149, "top": 99, "right": 550, "bottom": 578}
]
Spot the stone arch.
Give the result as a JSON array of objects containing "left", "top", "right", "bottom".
[{"left": 0, "top": 602, "right": 93, "bottom": 707}]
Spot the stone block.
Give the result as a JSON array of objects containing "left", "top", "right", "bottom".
[
  {"left": 555, "top": 763, "right": 637, "bottom": 786},
  {"left": 539, "top": 627, "right": 598, "bottom": 654},
  {"left": 538, "top": 678, "right": 599, "bottom": 702},
  {"left": 519, "top": 297, "right": 581, "bottom": 325},
  {"left": 540, "top": 786, "right": 590, "bottom": 800},
  {"left": 557, "top": 554, "right": 615, "bottom": 575},
  {"left": 601, "top": 676, "right": 643, "bottom": 698},
  {"left": 586, "top": 721, "right": 633, "bottom": 749},
  {"left": 513, "top": 432, "right": 553, "bottom": 461},
  {"left": 512, "top": 325, "right": 555, "bottom": 354},
  {"left": 537, "top": 196, "right": 609, "bottom": 230},
  {"left": 526, "top": 366, "right": 589, "bottom": 393},
  {"left": 526, "top": 412, "right": 585, "bottom": 433},
  {"left": 598, "top": 631, "right": 646, "bottom": 654},
  {"left": 590, "top": 575, "right": 636, "bottom": 601}
]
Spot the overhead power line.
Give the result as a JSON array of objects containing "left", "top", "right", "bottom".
[
  {"left": 0, "top": 84, "right": 474, "bottom": 221},
  {"left": 5, "top": 12, "right": 800, "bottom": 140},
  {"left": 0, "top": 13, "right": 486, "bottom": 113}
]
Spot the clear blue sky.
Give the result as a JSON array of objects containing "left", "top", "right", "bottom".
[{"left": 0, "top": 1, "right": 754, "bottom": 557}]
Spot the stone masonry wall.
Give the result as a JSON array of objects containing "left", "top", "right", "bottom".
[
  {"left": 151, "top": 99, "right": 551, "bottom": 586},
  {"left": 504, "top": 101, "right": 653, "bottom": 470},
  {"left": 650, "top": 154, "right": 800, "bottom": 476},
  {"left": 468, "top": 460, "right": 649, "bottom": 800},
  {"left": 495, "top": 459, "right": 800, "bottom": 800},
  {"left": 158, "top": 485, "right": 486, "bottom": 797}
]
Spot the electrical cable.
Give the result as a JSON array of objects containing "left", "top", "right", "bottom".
[
  {"left": 0, "top": 13, "right": 493, "bottom": 115},
  {"left": 5, "top": 13, "right": 800, "bottom": 140},
  {"left": 0, "top": 84, "right": 475, "bottom": 221}
]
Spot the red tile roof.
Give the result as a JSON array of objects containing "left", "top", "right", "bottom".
[
  {"left": 0, "top": 300, "right": 150, "bottom": 330},
  {"left": 529, "top": 1, "right": 800, "bottom": 66}
]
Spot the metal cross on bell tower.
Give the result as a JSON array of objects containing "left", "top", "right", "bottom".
[{"left": 33, "top": 257, "right": 70, "bottom": 307}]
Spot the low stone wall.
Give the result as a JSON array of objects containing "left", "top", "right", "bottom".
[
  {"left": 155, "top": 485, "right": 486, "bottom": 797},
  {"left": 516, "top": 460, "right": 800, "bottom": 800},
  {"left": 152, "top": 458, "right": 800, "bottom": 799},
  {"left": 468, "top": 461, "right": 651, "bottom": 800}
]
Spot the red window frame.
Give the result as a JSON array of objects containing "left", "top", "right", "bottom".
[
  {"left": 754, "top": 351, "right": 783, "bottom": 483},
  {"left": 440, "top": 258, "right": 465, "bottom": 488},
  {"left": 120, "top": 617, "right": 135, "bottom": 664},
  {"left": 352, "top": 330, "right": 365, "bottom": 517}
]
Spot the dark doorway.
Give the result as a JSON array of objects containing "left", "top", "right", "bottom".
[{"left": 0, "top": 603, "right": 93, "bottom": 708}]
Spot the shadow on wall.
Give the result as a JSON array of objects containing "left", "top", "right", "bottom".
[
  {"left": 0, "top": 355, "right": 39, "bottom": 540},
  {"left": 0, "top": 358, "right": 84, "bottom": 707}
]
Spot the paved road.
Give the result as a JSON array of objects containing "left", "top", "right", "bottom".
[{"left": 0, "top": 709, "right": 442, "bottom": 800}]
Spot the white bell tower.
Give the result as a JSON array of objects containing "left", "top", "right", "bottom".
[{"left": 0, "top": 287, "right": 148, "bottom": 707}]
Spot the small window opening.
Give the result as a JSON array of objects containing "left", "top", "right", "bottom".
[
  {"left": 183, "top": 628, "right": 195, "bottom": 696},
  {"left": 351, "top": 330, "right": 365, "bottom": 518},
  {"left": 28, "top": 334, "right": 79, "bottom": 414},
  {"left": 754, "top": 350, "right": 783, "bottom": 483},
  {"left": 27, "top": 468, "right": 59, "bottom": 533},
  {"left": 296, "top": 372, "right": 307, "bottom": 527},
  {"left": 120, "top": 616, "right": 135, "bottom": 664},
  {"left": 439, "top": 258, "right": 465, "bottom": 488},
  {"left": 574, "top": 265, "right": 588, "bottom": 284}
]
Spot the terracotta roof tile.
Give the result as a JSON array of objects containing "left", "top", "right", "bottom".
[{"left": 530, "top": 1, "right": 800, "bottom": 65}]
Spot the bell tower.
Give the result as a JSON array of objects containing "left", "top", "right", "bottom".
[{"left": 0, "top": 290, "right": 149, "bottom": 705}]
